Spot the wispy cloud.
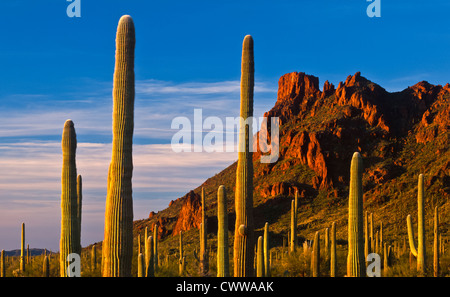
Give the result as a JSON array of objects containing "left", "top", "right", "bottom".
[{"left": 0, "top": 77, "right": 277, "bottom": 250}]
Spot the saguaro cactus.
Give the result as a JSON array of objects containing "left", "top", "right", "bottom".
[
  {"left": 102, "top": 15, "right": 135, "bottom": 277},
  {"left": 264, "top": 222, "right": 270, "bottom": 277},
  {"left": 20, "top": 222, "right": 25, "bottom": 272},
  {"left": 217, "top": 185, "right": 229, "bottom": 277},
  {"left": 1, "top": 250, "right": 5, "bottom": 277},
  {"left": 347, "top": 152, "right": 365, "bottom": 277},
  {"left": 146, "top": 236, "right": 154, "bottom": 277},
  {"left": 233, "top": 35, "right": 255, "bottom": 277},
  {"left": 256, "top": 236, "right": 264, "bottom": 277},
  {"left": 43, "top": 256, "right": 50, "bottom": 277},
  {"left": 137, "top": 253, "right": 144, "bottom": 277},
  {"left": 76, "top": 174, "right": 82, "bottom": 254},
  {"left": 153, "top": 223, "right": 158, "bottom": 272},
  {"left": 330, "top": 222, "right": 337, "bottom": 277},
  {"left": 312, "top": 231, "right": 320, "bottom": 277},
  {"left": 434, "top": 206, "right": 439, "bottom": 277},
  {"left": 407, "top": 174, "right": 426, "bottom": 275},
  {"left": 290, "top": 200, "right": 296, "bottom": 253},
  {"left": 91, "top": 244, "right": 97, "bottom": 271},
  {"left": 60, "top": 120, "right": 79, "bottom": 277},
  {"left": 179, "top": 231, "right": 185, "bottom": 276},
  {"left": 200, "top": 187, "right": 208, "bottom": 275}
]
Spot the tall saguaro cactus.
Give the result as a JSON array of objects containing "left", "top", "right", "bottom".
[
  {"left": 102, "top": 15, "right": 135, "bottom": 277},
  {"left": 233, "top": 35, "right": 255, "bottom": 277},
  {"left": 264, "top": 222, "right": 270, "bottom": 277},
  {"left": 407, "top": 174, "right": 426, "bottom": 275},
  {"left": 1, "top": 250, "right": 5, "bottom": 277},
  {"left": 217, "top": 185, "right": 229, "bottom": 277},
  {"left": 347, "top": 152, "right": 365, "bottom": 277},
  {"left": 312, "top": 231, "right": 320, "bottom": 277},
  {"left": 60, "top": 120, "right": 79, "bottom": 277},
  {"left": 153, "top": 223, "right": 158, "bottom": 272},
  {"left": 200, "top": 187, "right": 208, "bottom": 275},
  {"left": 290, "top": 200, "right": 296, "bottom": 253},
  {"left": 20, "top": 222, "right": 25, "bottom": 272}
]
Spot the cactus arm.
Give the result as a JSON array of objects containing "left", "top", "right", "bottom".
[{"left": 407, "top": 214, "right": 418, "bottom": 258}]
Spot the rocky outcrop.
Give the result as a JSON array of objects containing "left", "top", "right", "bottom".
[{"left": 172, "top": 191, "right": 202, "bottom": 236}]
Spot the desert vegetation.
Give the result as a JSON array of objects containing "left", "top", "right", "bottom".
[{"left": 1, "top": 14, "right": 449, "bottom": 278}]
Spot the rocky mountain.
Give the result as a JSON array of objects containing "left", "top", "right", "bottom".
[{"left": 132, "top": 71, "right": 450, "bottom": 250}]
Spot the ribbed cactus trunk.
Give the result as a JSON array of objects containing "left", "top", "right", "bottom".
[
  {"left": 347, "top": 152, "right": 365, "bottom": 277},
  {"left": 407, "top": 174, "right": 426, "bottom": 275},
  {"left": 43, "top": 256, "right": 50, "bottom": 277},
  {"left": 330, "top": 222, "right": 337, "bottom": 277},
  {"left": 102, "top": 15, "right": 135, "bottom": 277},
  {"left": 233, "top": 35, "right": 255, "bottom": 277},
  {"left": 200, "top": 187, "right": 208, "bottom": 275},
  {"left": 434, "top": 206, "right": 439, "bottom": 277},
  {"left": 217, "top": 185, "right": 229, "bottom": 277},
  {"left": 264, "top": 222, "right": 270, "bottom": 277},
  {"left": 20, "top": 222, "right": 25, "bottom": 272},
  {"left": 60, "top": 120, "right": 79, "bottom": 277}
]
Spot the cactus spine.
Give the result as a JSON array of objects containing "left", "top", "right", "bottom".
[
  {"left": 264, "top": 222, "right": 270, "bottom": 277},
  {"left": 233, "top": 35, "right": 255, "bottom": 277},
  {"left": 330, "top": 222, "right": 337, "bottom": 277},
  {"left": 407, "top": 174, "right": 426, "bottom": 275},
  {"left": 102, "top": 15, "right": 135, "bottom": 277},
  {"left": 434, "top": 206, "right": 439, "bottom": 277},
  {"left": 256, "top": 236, "right": 264, "bottom": 277},
  {"left": 60, "top": 120, "right": 79, "bottom": 277},
  {"left": 20, "top": 222, "right": 25, "bottom": 272},
  {"left": 217, "top": 185, "right": 229, "bottom": 277},
  {"left": 200, "top": 187, "right": 208, "bottom": 275},
  {"left": 347, "top": 152, "right": 365, "bottom": 277}
]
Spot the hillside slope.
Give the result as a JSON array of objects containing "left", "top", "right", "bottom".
[{"left": 106, "top": 71, "right": 449, "bottom": 265}]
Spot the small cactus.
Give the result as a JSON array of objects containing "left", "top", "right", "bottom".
[
  {"left": 20, "top": 222, "right": 25, "bottom": 272},
  {"left": 434, "top": 206, "right": 439, "bottom": 277},
  {"left": 217, "top": 185, "right": 229, "bottom": 277},
  {"left": 264, "top": 222, "right": 270, "bottom": 277},
  {"left": 312, "top": 231, "right": 320, "bottom": 277},
  {"left": 43, "top": 256, "right": 50, "bottom": 277},
  {"left": 256, "top": 236, "right": 264, "bottom": 277},
  {"left": 137, "top": 253, "right": 144, "bottom": 277},
  {"left": 146, "top": 236, "right": 154, "bottom": 277},
  {"left": 330, "top": 222, "right": 337, "bottom": 277}
]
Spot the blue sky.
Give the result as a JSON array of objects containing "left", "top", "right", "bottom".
[{"left": 0, "top": 0, "right": 449, "bottom": 251}]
